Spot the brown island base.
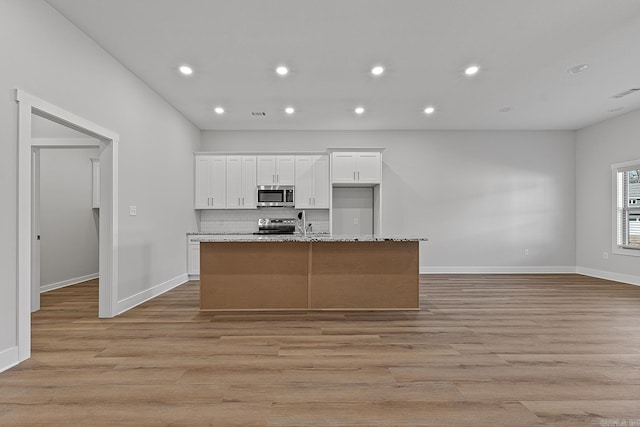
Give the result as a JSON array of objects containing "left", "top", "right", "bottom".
[{"left": 199, "top": 237, "right": 423, "bottom": 311}]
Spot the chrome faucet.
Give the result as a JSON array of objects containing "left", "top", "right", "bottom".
[{"left": 297, "top": 210, "right": 307, "bottom": 236}]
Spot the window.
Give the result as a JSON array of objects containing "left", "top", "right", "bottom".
[{"left": 613, "top": 160, "right": 640, "bottom": 254}]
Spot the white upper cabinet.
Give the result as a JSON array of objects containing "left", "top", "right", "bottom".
[
  {"left": 256, "top": 155, "right": 295, "bottom": 185},
  {"left": 241, "top": 156, "right": 257, "bottom": 208},
  {"left": 331, "top": 152, "right": 381, "bottom": 184},
  {"left": 226, "top": 155, "right": 257, "bottom": 209},
  {"left": 295, "top": 155, "right": 329, "bottom": 209},
  {"left": 195, "top": 155, "right": 226, "bottom": 209}
]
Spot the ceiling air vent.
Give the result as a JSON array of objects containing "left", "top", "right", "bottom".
[
  {"left": 611, "top": 88, "right": 640, "bottom": 99},
  {"left": 251, "top": 111, "right": 267, "bottom": 116}
]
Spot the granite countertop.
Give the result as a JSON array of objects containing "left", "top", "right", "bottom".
[
  {"left": 190, "top": 233, "right": 427, "bottom": 242},
  {"left": 188, "top": 232, "right": 256, "bottom": 235}
]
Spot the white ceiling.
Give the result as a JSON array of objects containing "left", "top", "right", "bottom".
[{"left": 46, "top": 0, "right": 640, "bottom": 131}]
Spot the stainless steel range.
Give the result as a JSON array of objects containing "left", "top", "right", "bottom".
[{"left": 253, "top": 218, "right": 296, "bottom": 235}]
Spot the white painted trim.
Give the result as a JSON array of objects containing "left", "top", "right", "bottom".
[
  {"left": 16, "top": 90, "right": 118, "bottom": 141},
  {"left": 16, "top": 89, "right": 120, "bottom": 369},
  {"left": 611, "top": 160, "right": 640, "bottom": 257},
  {"left": 40, "top": 273, "right": 99, "bottom": 293},
  {"left": 194, "top": 151, "right": 328, "bottom": 156},
  {"left": 420, "top": 266, "right": 577, "bottom": 274},
  {"left": 116, "top": 274, "right": 189, "bottom": 315},
  {"left": 326, "top": 147, "right": 386, "bottom": 153},
  {"left": 31, "top": 149, "right": 41, "bottom": 312},
  {"left": 576, "top": 267, "right": 640, "bottom": 287},
  {"left": 32, "top": 137, "right": 99, "bottom": 148},
  {"left": 188, "top": 274, "right": 200, "bottom": 281},
  {"left": 0, "top": 347, "right": 20, "bottom": 373},
  {"left": 17, "top": 98, "right": 32, "bottom": 363}
]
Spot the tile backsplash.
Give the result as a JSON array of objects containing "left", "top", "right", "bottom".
[{"left": 200, "top": 208, "right": 330, "bottom": 234}]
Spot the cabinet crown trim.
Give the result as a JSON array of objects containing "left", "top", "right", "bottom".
[{"left": 195, "top": 151, "right": 327, "bottom": 156}]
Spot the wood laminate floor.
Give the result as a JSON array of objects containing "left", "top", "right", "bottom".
[{"left": 1, "top": 275, "right": 640, "bottom": 426}]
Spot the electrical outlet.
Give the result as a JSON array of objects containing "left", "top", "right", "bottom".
[
  {"left": 603, "top": 251, "right": 609, "bottom": 259},
  {"left": 129, "top": 205, "right": 137, "bottom": 216},
  {"left": 524, "top": 248, "right": 529, "bottom": 256},
  {"left": 353, "top": 217, "right": 359, "bottom": 225}
]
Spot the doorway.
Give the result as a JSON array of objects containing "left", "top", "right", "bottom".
[{"left": 16, "top": 89, "right": 119, "bottom": 363}]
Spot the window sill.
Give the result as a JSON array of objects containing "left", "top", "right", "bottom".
[{"left": 612, "top": 246, "right": 640, "bottom": 257}]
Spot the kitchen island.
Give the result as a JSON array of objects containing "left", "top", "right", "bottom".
[{"left": 198, "top": 235, "right": 426, "bottom": 311}]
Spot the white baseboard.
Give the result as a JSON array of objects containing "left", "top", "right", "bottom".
[
  {"left": 420, "top": 266, "right": 577, "bottom": 274},
  {"left": 576, "top": 267, "right": 640, "bottom": 287},
  {"left": 188, "top": 274, "right": 200, "bottom": 281},
  {"left": 40, "top": 273, "right": 99, "bottom": 293},
  {"left": 116, "top": 273, "right": 189, "bottom": 315},
  {"left": 0, "top": 346, "right": 20, "bottom": 373}
]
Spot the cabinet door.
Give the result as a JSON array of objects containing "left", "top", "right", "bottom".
[
  {"left": 331, "top": 153, "right": 357, "bottom": 183},
  {"left": 226, "top": 156, "right": 243, "bottom": 208},
  {"left": 188, "top": 243, "right": 200, "bottom": 275},
  {"left": 256, "top": 156, "right": 276, "bottom": 185},
  {"left": 240, "top": 156, "right": 257, "bottom": 208},
  {"left": 195, "top": 156, "right": 226, "bottom": 208},
  {"left": 294, "top": 156, "right": 313, "bottom": 208},
  {"left": 356, "top": 152, "right": 381, "bottom": 183},
  {"left": 195, "top": 156, "right": 212, "bottom": 208},
  {"left": 312, "top": 155, "right": 330, "bottom": 208},
  {"left": 275, "top": 155, "right": 295, "bottom": 185},
  {"left": 210, "top": 156, "right": 227, "bottom": 208}
]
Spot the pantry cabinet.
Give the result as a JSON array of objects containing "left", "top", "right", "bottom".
[
  {"left": 256, "top": 155, "right": 295, "bottom": 185},
  {"left": 295, "top": 155, "right": 329, "bottom": 208},
  {"left": 331, "top": 152, "right": 381, "bottom": 184}
]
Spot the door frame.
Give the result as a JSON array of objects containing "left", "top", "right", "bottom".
[
  {"left": 16, "top": 89, "right": 119, "bottom": 363},
  {"left": 31, "top": 138, "right": 102, "bottom": 312}
]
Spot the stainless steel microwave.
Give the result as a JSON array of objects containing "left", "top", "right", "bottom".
[{"left": 256, "top": 185, "right": 295, "bottom": 207}]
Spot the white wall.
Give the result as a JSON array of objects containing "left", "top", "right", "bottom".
[
  {"left": 576, "top": 108, "right": 640, "bottom": 283},
  {"left": 202, "top": 130, "right": 577, "bottom": 272},
  {"left": 0, "top": 0, "right": 200, "bottom": 368},
  {"left": 39, "top": 148, "right": 99, "bottom": 290}
]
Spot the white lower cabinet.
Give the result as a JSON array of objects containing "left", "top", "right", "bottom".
[
  {"left": 188, "top": 235, "right": 250, "bottom": 277},
  {"left": 187, "top": 241, "right": 200, "bottom": 276}
]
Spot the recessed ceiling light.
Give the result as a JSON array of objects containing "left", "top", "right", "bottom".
[
  {"left": 276, "top": 65, "right": 289, "bottom": 76},
  {"left": 424, "top": 106, "right": 435, "bottom": 115},
  {"left": 464, "top": 65, "right": 480, "bottom": 76},
  {"left": 371, "top": 65, "right": 385, "bottom": 76},
  {"left": 179, "top": 65, "right": 193, "bottom": 75},
  {"left": 284, "top": 106, "right": 295, "bottom": 115},
  {"left": 567, "top": 64, "right": 589, "bottom": 74},
  {"left": 214, "top": 107, "right": 224, "bottom": 114},
  {"left": 354, "top": 106, "right": 365, "bottom": 115}
]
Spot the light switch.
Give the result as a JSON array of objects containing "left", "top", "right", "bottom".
[
  {"left": 353, "top": 217, "right": 359, "bottom": 225},
  {"left": 129, "top": 205, "right": 137, "bottom": 216}
]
